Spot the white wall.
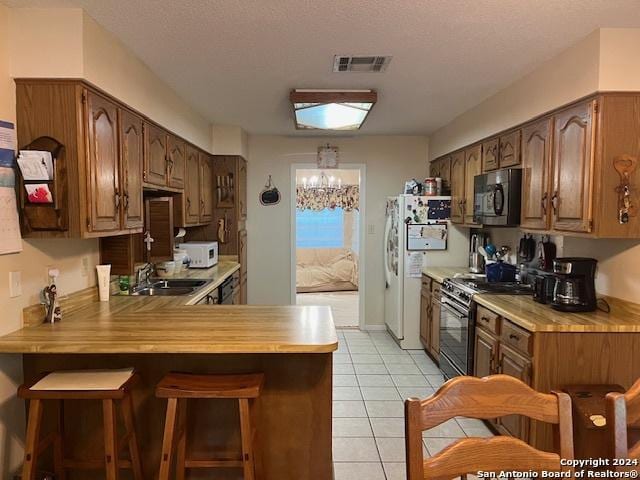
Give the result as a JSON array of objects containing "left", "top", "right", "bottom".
[
  {"left": 246, "top": 135, "right": 429, "bottom": 326},
  {"left": 429, "top": 29, "right": 601, "bottom": 159},
  {"left": 427, "top": 28, "right": 640, "bottom": 304}
]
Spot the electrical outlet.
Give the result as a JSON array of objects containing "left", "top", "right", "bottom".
[
  {"left": 82, "top": 256, "right": 90, "bottom": 277},
  {"left": 367, "top": 224, "right": 376, "bottom": 234},
  {"left": 9, "top": 271, "right": 21, "bottom": 298}
]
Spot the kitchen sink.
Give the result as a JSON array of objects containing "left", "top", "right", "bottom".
[
  {"left": 131, "top": 286, "right": 195, "bottom": 296},
  {"left": 124, "top": 278, "right": 212, "bottom": 297},
  {"left": 150, "top": 279, "right": 209, "bottom": 289}
]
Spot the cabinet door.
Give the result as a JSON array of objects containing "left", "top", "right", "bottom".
[
  {"left": 429, "top": 285, "right": 441, "bottom": 357},
  {"left": 474, "top": 328, "right": 498, "bottom": 378},
  {"left": 499, "top": 130, "right": 521, "bottom": 168},
  {"left": 450, "top": 151, "right": 466, "bottom": 223},
  {"left": 85, "top": 91, "right": 121, "bottom": 233},
  {"left": 482, "top": 138, "right": 499, "bottom": 172},
  {"left": 238, "top": 228, "right": 248, "bottom": 302},
  {"left": 238, "top": 157, "right": 247, "bottom": 221},
  {"left": 145, "top": 197, "right": 174, "bottom": 262},
  {"left": 497, "top": 343, "right": 532, "bottom": 442},
  {"left": 184, "top": 146, "right": 201, "bottom": 225},
  {"left": 144, "top": 123, "right": 167, "bottom": 186},
  {"left": 429, "top": 159, "right": 441, "bottom": 178},
  {"left": 420, "top": 289, "right": 432, "bottom": 349},
  {"left": 464, "top": 145, "right": 482, "bottom": 225},
  {"left": 167, "top": 135, "right": 186, "bottom": 189},
  {"left": 439, "top": 156, "right": 451, "bottom": 195},
  {"left": 119, "top": 109, "right": 144, "bottom": 230},
  {"left": 521, "top": 118, "right": 553, "bottom": 230},
  {"left": 551, "top": 101, "right": 595, "bottom": 233},
  {"left": 199, "top": 154, "right": 213, "bottom": 223}
]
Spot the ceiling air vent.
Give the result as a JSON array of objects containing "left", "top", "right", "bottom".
[{"left": 333, "top": 55, "right": 392, "bottom": 73}]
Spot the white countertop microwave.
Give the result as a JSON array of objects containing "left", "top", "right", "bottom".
[{"left": 179, "top": 241, "right": 219, "bottom": 268}]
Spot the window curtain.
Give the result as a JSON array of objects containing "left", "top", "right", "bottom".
[{"left": 296, "top": 185, "right": 359, "bottom": 212}]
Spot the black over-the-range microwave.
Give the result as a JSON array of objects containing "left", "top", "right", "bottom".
[{"left": 473, "top": 167, "right": 522, "bottom": 226}]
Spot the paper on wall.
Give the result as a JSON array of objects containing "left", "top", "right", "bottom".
[
  {"left": 0, "top": 121, "right": 16, "bottom": 168},
  {"left": 0, "top": 167, "right": 22, "bottom": 255}
]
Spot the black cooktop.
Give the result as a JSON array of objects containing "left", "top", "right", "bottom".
[{"left": 448, "top": 278, "right": 533, "bottom": 295}]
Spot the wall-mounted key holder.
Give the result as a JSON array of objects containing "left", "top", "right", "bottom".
[{"left": 614, "top": 155, "right": 638, "bottom": 224}]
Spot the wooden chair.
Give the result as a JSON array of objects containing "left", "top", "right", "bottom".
[
  {"left": 606, "top": 378, "right": 640, "bottom": 462},
  {"left": 405, "top": 374, "right": 575, "bottom": 480},
  {"left": 156, "top": 372, "right": 264, "bottom": 480},
  {"left": 18, "top": 372, "right": 143, "bottom": 480}
]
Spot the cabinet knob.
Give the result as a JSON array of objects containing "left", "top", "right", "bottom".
[
  {"left": 509, "top": 333, "right": 520, "bottom": 341},
  {"left": 114, "top": 190, "right": 120, "bottom": 209},
  {"left": 551, "top": 192, "right": 559, "bottom": 215},
  {"left": 123, "top": 192, "right": 129, "bottom": 211}
]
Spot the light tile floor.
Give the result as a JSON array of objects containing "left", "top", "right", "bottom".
[{"left": 332, "top": 328, "right": 494, "bottom": 480}]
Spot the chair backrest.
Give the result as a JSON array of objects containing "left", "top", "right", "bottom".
[
  {"left": 405, "top": 374, "right": 575, "bottom": 480},
  {"left": 607, "top": 378, "right": 640, "bottom": 461}
]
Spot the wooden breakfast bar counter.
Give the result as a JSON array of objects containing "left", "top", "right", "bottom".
[{"left": 0, "top": 303, "right": 338, "bottom": 480}]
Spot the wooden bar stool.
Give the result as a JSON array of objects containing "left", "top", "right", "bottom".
[
  {"left": 156, "top": 372, "right": 264, "bottom": 480},
  {"left": 18, "top": 370, "right": 143, "bottom": 480}
]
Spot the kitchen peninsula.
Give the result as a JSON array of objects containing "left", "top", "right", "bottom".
[{"left": 0, "top": 292, "right": 337, "bottom": 479}]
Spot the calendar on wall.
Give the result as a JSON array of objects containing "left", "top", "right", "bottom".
[{"left": 0, "top": 121, "right": 22, "bottom": 255}]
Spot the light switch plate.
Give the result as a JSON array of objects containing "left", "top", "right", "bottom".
[{"left": 9, "top": 271, "right": 22, "bottom": 298}]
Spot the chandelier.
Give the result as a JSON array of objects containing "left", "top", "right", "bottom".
[{"left": 297, "top": 172, "right": 359, "bottom": 212}]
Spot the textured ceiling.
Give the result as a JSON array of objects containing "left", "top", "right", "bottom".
[{"left": 6, "top": 0, "right": 640, "bottom": 135}]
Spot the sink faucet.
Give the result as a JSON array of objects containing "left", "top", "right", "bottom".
[{"left": 136, "top": 263, "right": 154, "bottom": 287}]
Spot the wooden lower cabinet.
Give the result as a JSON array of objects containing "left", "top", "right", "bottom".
[
  {"left": 474, "top": 327, "right": 498, "bottom": 379},
  {"left": 419, "top": 276, "right": 440, "bottom": 360},
  {"left": 496, "top": 342, "right": 532, "bottom": 442},
  {"left": 473, "top": 311, "right": 532, "bottom": 444}
]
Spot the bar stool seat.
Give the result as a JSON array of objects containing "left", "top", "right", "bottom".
[
  {"left": 156, "top": 372, "right": 263, "bottom": 398},
  {"left": 18, "top": 370, "right": 143, "bottom": 480},
  {"left": 156, "top": 372, "right": 264, "bottom": 480}
]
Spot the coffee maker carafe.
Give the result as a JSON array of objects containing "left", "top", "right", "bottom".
[{"left": 551, "top": 258, "right": 597, "bottom": 312}]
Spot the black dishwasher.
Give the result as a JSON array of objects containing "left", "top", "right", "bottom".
[{"left": 218, "top": 276, "right": 235, "bottom": 304}]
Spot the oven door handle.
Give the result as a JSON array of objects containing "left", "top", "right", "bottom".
[{"left": 440, "top": 297, "right": 469, "bottom": 319}]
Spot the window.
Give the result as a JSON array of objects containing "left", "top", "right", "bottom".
[{"left": 296, "top": 208, "right": 344, "bottom": 248}]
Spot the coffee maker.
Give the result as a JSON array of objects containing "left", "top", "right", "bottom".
[{"left": 551, "top": 258, "right": 597, "bottom": 312}]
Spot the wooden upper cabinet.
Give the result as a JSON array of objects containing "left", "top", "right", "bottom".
[
  {"left": 238, "top": 157, "right": 247, "bottom": 221},
  {"left": 119, "top": 109, "right": 144, "bottom": 230},
  {"left": 551, "top": 100, "right": 595, "bottom": 233},
  {"left": 521, "top": 117, "right": 553, "bottom": 230},
  {"left": 450, "top": 151, "right": 466, "bottom": 223},
  {"left": 199, "top": 154, "right": 214, "bottom": 223},
  {"left": 499, "top": 130, "right": 522, "bottom": 168},
  {"left": 429, "top": 158, "right": 441, "bottom": 178},
  {"left": 167, "top": 135, "right": 186, "bottom": 188},
  {"left": 439, "top": 156, "right": 451, "bottom": 194},
  {"left": 184, "top": 146, "right": 201, "bottom": 225},
  {"left": 482, "top": 138, "right": 499, "bottom": 172},
  {"left": 464, "top": 145, "right": 482, "bottom": 224},
  {"left": 85, "top": 91, "right": 120, "bottom": 233},
  {"left": 144, "top": 123, "right": 167, "bottom": 186}
]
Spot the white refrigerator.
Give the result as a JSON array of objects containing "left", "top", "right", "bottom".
[{"left": 383, "top": 195, "right": 467, "bottom": 349}]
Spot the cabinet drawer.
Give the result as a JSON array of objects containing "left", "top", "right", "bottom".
[
  {"left": 476, "top": 305, "right": 500, "bottom": 335},
  {"left": 431, "top": 282, "right": 441, "bottom": 297},
  {"left": 500, "top": 320, "right": 532, "bottom": 356},
  {"left": 421, "top": 275, "right": 432, "bottom": 291}
]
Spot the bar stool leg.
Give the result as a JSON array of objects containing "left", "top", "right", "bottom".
[
  {"left": 239, "top": 398, "right": 256, "bottom": 480},
  {"left": 121, "top": 394, "right": 144, "bottom": 480},
  {"left": 159, "top": 398, "right": 178, "bottom": 480},
  {"left": 175, "top": 399, "right": 188, "bottom": 480},
  {"left": 102, "top": 399, "right": 120, "bottom": 480},
  {"left": 53, "top": 400, "right": 66, "bottom": 480},
  {"left": 22, "top": 399, "right": 43, "bottom": 480}
]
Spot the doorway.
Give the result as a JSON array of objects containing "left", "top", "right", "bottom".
[{"left": 291, "top": 165, "right": 365, "bottom": 329}]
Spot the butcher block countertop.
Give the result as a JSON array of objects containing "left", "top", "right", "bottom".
[
  {"left": 0, "top": 258, "right": 338, "bottom": 354},
  {"left": 423, "top": 266, "right": 640, "bottom": 333}
]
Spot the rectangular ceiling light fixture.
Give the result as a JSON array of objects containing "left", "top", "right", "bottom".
[{"left": 290, "top": 89, "right": 377, "bottom": 131}]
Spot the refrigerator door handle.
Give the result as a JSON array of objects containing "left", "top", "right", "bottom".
[{"left": 383, "top": 212, "right": 392, "bottom": 289}]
